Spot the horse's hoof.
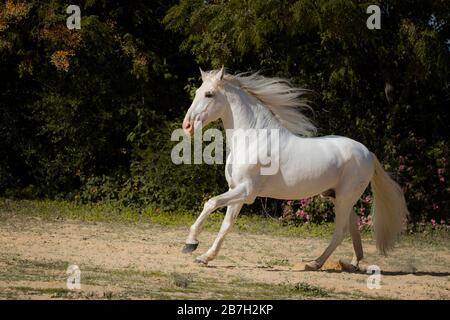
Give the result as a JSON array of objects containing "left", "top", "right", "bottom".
[
  {"left": 304, "top": 261, "right": 321, "bottom": 271},
  {"left": 182, "top": 243, "right": 198, "bottom": 254},
  {"left": 339, "top": 259, "right": 360, "bottom": 273},
  {"left": 194, "top": 257, "right": 208, "bottom": 265}
]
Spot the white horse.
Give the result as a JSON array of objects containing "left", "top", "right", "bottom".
[{"left": 181, "top": 67, "right": 409, "bottom": 271}]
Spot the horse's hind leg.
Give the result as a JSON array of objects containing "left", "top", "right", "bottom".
[
  {"left": 305, "top": 154, "right": 372, "bottom": 271},
  {"left": 339, "top": 213, "right": 364, "bottom": 272},
  {"left": 305, "top": 198, "right": 354, "bottom": 271},
  {"left": 350, "top": 213, "right": 364, "bottom": 267}
]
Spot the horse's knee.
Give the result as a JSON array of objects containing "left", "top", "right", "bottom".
[{"left": 204, "top": 198, "right": 217, "bottom": 211}]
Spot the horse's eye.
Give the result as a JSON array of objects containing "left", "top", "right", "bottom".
[{"left": 205, "top": 91, "right": 214, "bottom": 98}]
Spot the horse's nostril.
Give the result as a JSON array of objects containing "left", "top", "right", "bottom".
[
  {"left": 182, "top": 120, "right": 194, "bottom": 135},
  {"left": 183, "top": 123, "right": 192, "bottom": 133}
]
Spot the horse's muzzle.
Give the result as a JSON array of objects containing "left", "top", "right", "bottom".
[{"left": 182, "top": 116, "right": 194, "bottom": 136}]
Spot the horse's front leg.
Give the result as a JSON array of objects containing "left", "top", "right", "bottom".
[
  {"left": 182, "top": 184, "right": 251, "bottom": 254},
  {"left": 182, "top": 199, "right": 217, "bottom": 253},
  {"left": 195, "top": 203, "right": 243, "bottom": 264}
]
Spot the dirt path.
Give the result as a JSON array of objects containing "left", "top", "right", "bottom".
[{"left": 0, "top": 216, "right": 449, "bottom": 299}]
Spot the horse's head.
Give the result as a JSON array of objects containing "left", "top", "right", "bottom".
[{"left": 182, "top": 66, "right": 228, "bottom": 136}]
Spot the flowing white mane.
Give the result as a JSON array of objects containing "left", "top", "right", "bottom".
[{"left": 209, "top": 70, "right": 317, "bottom": 136}]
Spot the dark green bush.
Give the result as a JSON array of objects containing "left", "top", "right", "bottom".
[
  {"left": 123, "top": 120, "right": 227, "bottom": 212},
  {"left": 1, "top": 1, "right": 448, "bottom": 225}
]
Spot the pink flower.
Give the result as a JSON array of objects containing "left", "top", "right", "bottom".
[
  {"left": 357, "top": 218, "right": 364, "bottom": 230},
  {"left": 360, "top": 207, "right": 366, "bottom": 214},
  {"left": 298, "top": 210, "right": 310, "bottom": 221},
  {"left": 287, "top": 200, "right": 293, "bottom": 205},
  {"left": 364, "top": 195, "right": 372, "bottom": 203},
  {"left": 431, "top": 219, "right": 437, "bottom": 227},
  {"left": 299, "top": 198, "right": 311, "bottom": 208},
  {"left": 440, "top": 220, "right": 446, "bottom": 225},
  {"left": 399, "top": 165, "right": 406, "bottom": 172},
  {"left": 439, "top": 177, "right": 445, "bottom": 183},
  {"left": 295, "top": 209, "right": 311, "bottom": 222}
]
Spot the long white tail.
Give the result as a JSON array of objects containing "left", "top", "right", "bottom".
[{"left": 370, "top": 153, "right": 409, "bottom": 255}]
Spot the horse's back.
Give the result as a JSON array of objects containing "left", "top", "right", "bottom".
[
  {"left": 315, "top": 135, "right": 372, "bottom": 163},
  {"left": 262, "top": 134, "right": 373, "bottom": 199},
  {"left": 284, "top": 134, "right": 371, "bottom": 166},
  {"left": 315, "top": 135, "right": 374, "bottom": 183}
]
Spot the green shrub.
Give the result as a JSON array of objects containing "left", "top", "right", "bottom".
[{"left": 122, "top": 120, "right": 227, "bottom": 212}]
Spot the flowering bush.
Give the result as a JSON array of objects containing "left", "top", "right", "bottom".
[
  {"left": 354, "top": 196, "right": 373, "bottom": 231},
  {"left": 384, "top": 133, "right": 449, "bottom": 224},
  {"left": 280, "top": 193, "right": 374, "bottom": 230},
  {"left": 280, "top": 196, "right": 334, "bottom": 226},
  {"left": 280, "top": 191, "right": 449, "bottom": 233},
  {"left": 406, "top": 218, "right": 450, "bottom": 234}
]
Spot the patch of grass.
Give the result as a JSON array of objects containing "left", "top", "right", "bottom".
[
  {"left": 225, "top": 278, "right": 337, "bottom": 299},
  {"left": 400, "top": 227, "right": 450, "bottom": 247},
  {"left": 0, "top": 199, "right": 336, "bottom": 239},
  {"left": 0, "top": 255, "right": 174, "bottom": 299},
  {"left": 89, "top": 267, "right": 165, "bottom": 279},
  {"left": 0, "top": 198, "right": 448, "bottom": 246},
  {"left": 170, "top": 272, "right": 194, "bottom": 288},
  {"left": 0, "top": 257, "right": 70, "bottom": 284},
  {"left": 287, "top": 282, "right": 330, "bottom": 297},
  {"left": 0, "top": 254, "right": 389, "bottom": 300},
  {"left": 260, "top": 258, "right": 292, "bottom": 268},
  {"left": 14, "top": 286, "right": 71, "bottom": 297},
  {"left": 7, "top": 257, "right": 68, "bottom": 271}
]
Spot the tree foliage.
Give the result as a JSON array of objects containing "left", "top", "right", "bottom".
[
  {"left": 1, "top": 0, "right": 193, "bottom": 196},
  {"left": 164, "top": 0, "right": 450, "bottom": 221},
  {"left": 1, "top": 0, "right": 449, "bottom": 222}
]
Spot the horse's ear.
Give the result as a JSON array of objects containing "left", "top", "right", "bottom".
[
  {"left": 199, "top": 67, "right": 207, "bottom": 82},
  {"left": 217, "top": 65, "right": 225, "bottom": 81}
]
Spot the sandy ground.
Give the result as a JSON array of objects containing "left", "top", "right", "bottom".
[{"left": 0, "top": 216, "right": 449, "bottom": 299}]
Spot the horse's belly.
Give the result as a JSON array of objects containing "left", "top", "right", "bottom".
[
  {"left": 258, "top": 165, "right": 341, "bottom": 200},
  {"left": 255, "top": 141, "right": 345, "bottom": 200}
]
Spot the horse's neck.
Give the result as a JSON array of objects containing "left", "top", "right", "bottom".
[{"left": 221, "top": 86, "right": 285, "bottom": 147}]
